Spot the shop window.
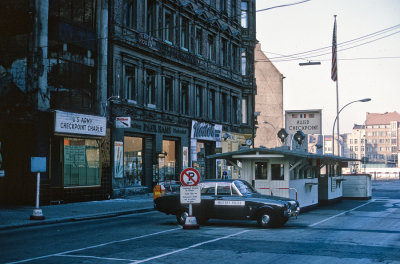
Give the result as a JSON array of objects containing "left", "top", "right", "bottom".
[
  {"left": 124, "top": 136, "right": 143, "bottom": 186},
  {"left": 158, "top": 140, "right": 176, "bottom": 182},
  {"left": 63, "top": 138, "right": 100, "bottom": 187},
  {"left": 271, "top": 164, "right": 284, "bottom": 180},
  {"left": 255, "top": 162, "right": 267, "bottom": 180}
]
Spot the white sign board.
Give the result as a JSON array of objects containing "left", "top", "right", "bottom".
[
  {"left": 180, "top": 186, "right": 201, "bottom": 204},
  {"left": 285, "top": 110, "right": 322, "bottom": 135},
  {"left": 191, "top": 121, "right": 222, "bottom": 142},
  {"left": 54, "top": 111, "right": 106, "bottom": 137},
  {"left": 116, "top": 117, "right": 131, "bottom": 128}
]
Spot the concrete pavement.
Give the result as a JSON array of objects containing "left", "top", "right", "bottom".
[{"left": 0, "top": 193, "right": 155, "bottom": 230}]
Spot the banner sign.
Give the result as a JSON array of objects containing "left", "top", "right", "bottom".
[
  {"left": 191, "top": 121, "right": 222, "bottom": 141},
  {"left": 54, "top": 110, "right": 106, "bottom": 137}
]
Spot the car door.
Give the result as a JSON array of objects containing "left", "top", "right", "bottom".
[{"left": 214, "top": 182, "right": 247, "bottom": 220}]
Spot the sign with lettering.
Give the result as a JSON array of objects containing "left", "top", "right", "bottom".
[
  {"left": 180, "top": 186, "right": 201, "bottom": 204},
  {"left": 116, "top": 117, "right": 131, "bottom": 128},
  {"left": 191, "top": 121, "right": 222, "bottom": 141},
  {"left": 285, "top": 110, "right": 322, "bottom": 135},
  {"left": 54, "top": 111, "right": 106, "bottom": 137}
]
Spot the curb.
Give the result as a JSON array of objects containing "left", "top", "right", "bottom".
[{"left": 0, "top": 207, "right": 155, "bottom": 231}]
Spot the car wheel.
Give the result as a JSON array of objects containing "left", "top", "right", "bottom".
[
  {"left": 257, "top": 211, "right": 274, "bottom": 228},
  {"left": 176, "top": 210, "right": 189, "bottom": 225}
]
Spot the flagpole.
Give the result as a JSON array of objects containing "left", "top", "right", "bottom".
[{"left": 331, "top": 15, "right": 339, "bottom": 156}]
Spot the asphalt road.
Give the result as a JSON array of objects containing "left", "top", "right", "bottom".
[{"left": 1, "top": 181, "right": 399, "bottom": 264}]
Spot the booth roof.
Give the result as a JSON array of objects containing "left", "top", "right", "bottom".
[{"left": 206, "top": 147, "right": 359, "bottom": 163}]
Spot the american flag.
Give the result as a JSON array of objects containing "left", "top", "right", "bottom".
[{"left": 331, "top": 16, "right": 337, "bottom": 82}]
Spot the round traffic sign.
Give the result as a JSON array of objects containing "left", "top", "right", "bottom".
[{"left": 180, "top": 168, "right": 200, "bottom": 186}]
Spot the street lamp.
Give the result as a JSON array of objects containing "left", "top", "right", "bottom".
[{"left": 332, "top": 98, "right": 371, "bottom": 156}]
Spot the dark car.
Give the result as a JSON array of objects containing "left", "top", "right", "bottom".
[{"left": 154, "top": 179, "right": 300, "bottom": 228}]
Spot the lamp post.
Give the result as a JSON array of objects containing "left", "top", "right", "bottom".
[{"left": 332, "top": 98, "right": 371, "bottom": 156}]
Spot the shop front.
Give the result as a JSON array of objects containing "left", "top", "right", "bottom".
[
  {"left": 50, "top": 110, "right": 109, "bottom": 203},
  {"left": 190, "top": 121, "right": 222, "bottom": 179},
  {"left": 112, "top": 118, "right": 189, "bottom": 196}
]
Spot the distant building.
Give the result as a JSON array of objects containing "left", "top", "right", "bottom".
[
  {"left": 254, "top": 43, "right": 284, "bottom": 148},
  {"left": 343, "top": 111, "right": 400, "bottom": 173}
]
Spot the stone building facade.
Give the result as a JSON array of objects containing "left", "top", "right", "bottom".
[{"left": 108, "top": 0, "right": 257, "bottom": 195}]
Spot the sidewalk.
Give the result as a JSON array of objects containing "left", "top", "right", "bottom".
[{"left": 0, "top": 194, "right": 155, "bottom": 231}]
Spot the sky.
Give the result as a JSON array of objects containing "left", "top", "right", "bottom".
[{"left": 255, "top": 0, "right": 400, "bottom": 135}]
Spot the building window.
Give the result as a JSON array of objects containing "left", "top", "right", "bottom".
[
  {"left": 195, "top": 27, "right": 203, "bottom": 56},
  {"left": 164, "top": 10, "right": 174, "bottom": 44},
  {"left": 232, "top": 44, "right": 240, "bottom": 72},
  {"left": 355, "top": 146, "right": 358, "bottom": 151},
  {"left": 231, "top": 0, "right": 237, "bottom": 22},
  {"left": 181, "top": 81, "right": 189, "bottom": 115},
  {"left": 255, "top": 162, "right": 267, "bottom": 180},
  {"left": 232, "top": 96, "right": 239, "bottom": 124},
  {"left": 209, "top": 90, "right": 215, "bottom": 120},
  {"left": 242, "top": 97, "right": 247, "bottom": 123},
  {"left": 220, "top": 0, "right": 227, "bottom": 14},
  {"left": 350, "top": 139, "right": 353, "bottom": 144},
  {"left": 208, "top": 34, "right": 216, "bottom": 61},
  {"left": 146, "top": 69, "right": 156, "bottom": 106},
  {"left": 164, "top": 76, "right": 173, "bottom": 111},
  {"left": 125, "top": 65, "right": 136, "bottom": 102},
  {"left": 241, "top": 48, "right": 247, "bottom": 75},
  {"left": 63, "top": 138, "right": 100, "bottom": 187},
  {"left": 196, "top": 85, "right": 203, "bottom": 117},
  {"left": 125, "top": 0, "right": 137, "bottom": 29},
  {"left": 221, "top": 38, "right": 228, "bottom": 67},
  {"left": 147, "top": 0, "right": 156, "bottom": 36},
  {"left": 271, "top": 164, "right": 284, "bottom": 181},
  {"left": 181, "top": 17, "right": 189, "bottom": 51},
  {"left": 241, "top": 1, "right": 248, "bottom": 28},
  {"left": 222, "top": 93, "right": 228, "bottom": 122},
  {"left": 124, "top": 136, "right": 143, "bottom": 186}
]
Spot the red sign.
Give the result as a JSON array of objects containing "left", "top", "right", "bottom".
[{"left": 180, "top": 168, "right": 200, "bottom": 186}]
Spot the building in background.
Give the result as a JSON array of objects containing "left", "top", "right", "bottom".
[
  {"left": 0, "top": 0, "right": 110, "bottom": 205},
  {"left": 254, "top": 42, "right": 284, "bottom": 148},
  {"left": 0, "top": 0, "right": 257, "bottom": 204},
  {"left": 108, "top": 0, "right": 257, "bottom": 195}
]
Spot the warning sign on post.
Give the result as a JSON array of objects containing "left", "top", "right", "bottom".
[
  {"left": 180, "top": 167, "right": 200, "bottom": 186},
  {"left": 180, "top": 186, "right": 201, "bottom": 204}
]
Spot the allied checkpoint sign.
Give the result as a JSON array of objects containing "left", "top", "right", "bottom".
[
  {"left": 180, "top": 168, "right": 201, "bottom": 204},
  {"left": 285, "top": 109, "right": 322, "bottom": 135}
]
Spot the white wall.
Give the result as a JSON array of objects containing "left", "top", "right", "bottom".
[{"left": 343, "top": 174, "right": 372, "bottom": 198}]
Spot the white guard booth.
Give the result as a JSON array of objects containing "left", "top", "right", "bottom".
[{"left": 207, "top": 147, "right": 355, "bottom": 211}]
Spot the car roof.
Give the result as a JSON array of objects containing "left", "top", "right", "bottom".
[{"left": 200, "top": 179, "right": 242, "bottom": 183}]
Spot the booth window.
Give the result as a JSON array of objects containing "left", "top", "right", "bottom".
[
  {"left": 255, "top": 162, "right": 267, "bottom": 180},
  {"left": 63, "top": 138, "right": 100, "bottom": 187},
  {"left": 271, "top": 164, "right": 284, "bottom": 180}
]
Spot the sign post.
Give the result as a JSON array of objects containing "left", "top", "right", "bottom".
[
  {"left": 30, "top": 157, "right": 46, "bottom": 220},
  {"left": 180, "top": 167, "right": 201, "bottom": 229}
]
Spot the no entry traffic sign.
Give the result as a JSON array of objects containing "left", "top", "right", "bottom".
[{"left": 180, "top": 167, "right": 200, "bottom": 186}]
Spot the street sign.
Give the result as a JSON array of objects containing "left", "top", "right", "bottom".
[
  {"left": 180, "top": 186, "right": 201, "bottom": 204},
  {"left": 180, "top": 167, "right": 200, "bottom": 186}
]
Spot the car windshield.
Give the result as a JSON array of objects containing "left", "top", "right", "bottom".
[{"left": 234, "top": 180, "right": 257, "bottom": 195}]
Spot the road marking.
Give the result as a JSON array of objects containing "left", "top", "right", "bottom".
[
  {"left": 309, "top": 200, "right": 375, "bottom": 227},
  {"left": 57, "top": 254, "right": 135, "bottom": 261},
  {"left": 131, "top": 230, "right": 250, "bottom": 264},
  {"left": 4, "top": 227, "right": 181, "bottom": 264}
]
